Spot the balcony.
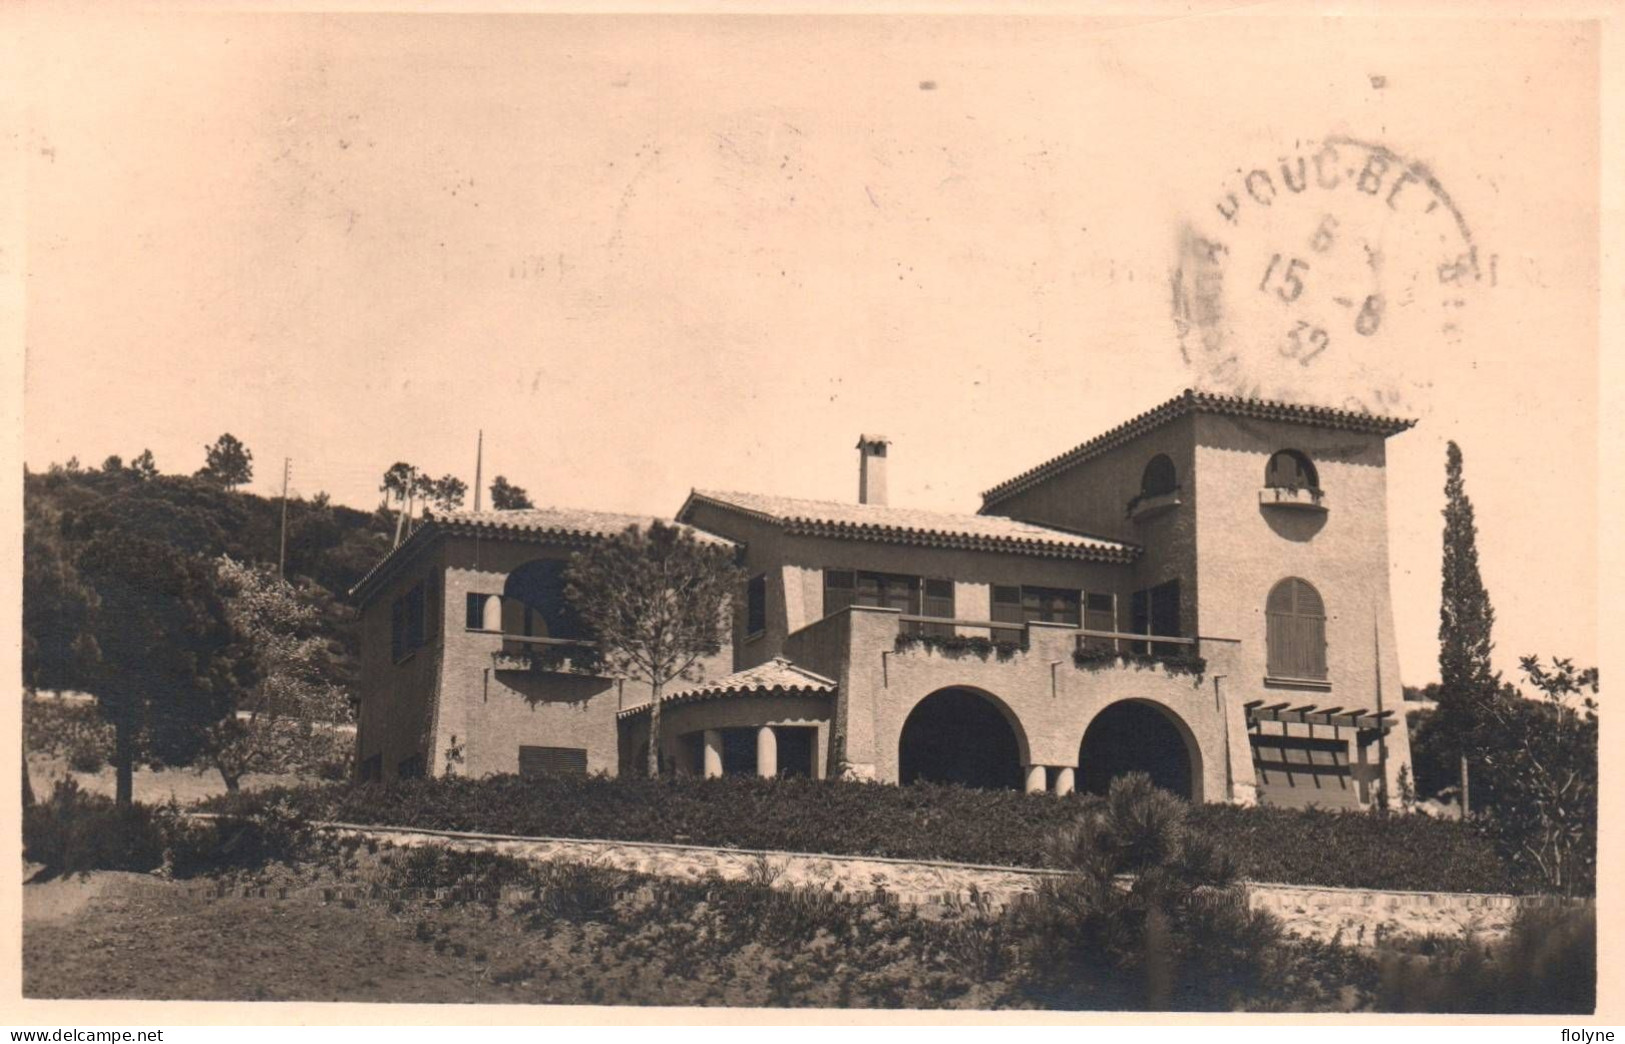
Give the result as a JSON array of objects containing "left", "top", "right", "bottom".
[
  {"left": 1258, "top": 486, "right": 1327, "bottom": 512},
  {"left": 1128, "top": 489, "right": 1182, "bottom": 522},
  {"left": 491, "top": 634, "right": 604, "bottom": 676},
  {"left": 883, "top": 614, "right": 1216, "bottom": 677}
]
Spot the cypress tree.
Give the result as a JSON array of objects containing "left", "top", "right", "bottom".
[{"left": 1438, "top": 440, "right": 1500, "bottom": 812}]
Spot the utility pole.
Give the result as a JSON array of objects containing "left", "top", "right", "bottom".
[
  {"left": 278, "top": 457, "right": 291, "bottom": 577},
  {"left": 473, "top": 429, "right": 484, "bottom": 512}
]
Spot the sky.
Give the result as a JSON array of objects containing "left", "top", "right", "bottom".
[{"left": 19, "top": 11, "right": 1599, "bottom": 687}]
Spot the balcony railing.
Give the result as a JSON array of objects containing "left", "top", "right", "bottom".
[
  {"left": 1072, "top": 630, "right": 1209, "bottom": 676},
  {"left": 887, "top": 616, "right": 1216, "bottom": 677},
  {"left": 1258, "top": 486, "right": 1327, "bottom": 512},
  {"left": 491, "top": 633, "right": 603, "bottom": 675}
]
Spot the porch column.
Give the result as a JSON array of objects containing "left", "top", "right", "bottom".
[
  {"left": 1054, "top": 767, "right": 1076, "bottom": 796},
  {"left": 1025, "top": 764, "right": 1047, "bottom": 795},
  {"left": 756, "top": 726, "right": 778, "bottom": 779},
  {"left": 703, "top": 730, "right": 724, "bottom": 779}
]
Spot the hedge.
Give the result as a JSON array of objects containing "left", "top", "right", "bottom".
[{"left": 200, "top": 774, "right": 1530, "bottom": 894}]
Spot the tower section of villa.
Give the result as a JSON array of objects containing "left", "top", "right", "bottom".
[{"left": 981, "top": 391, "right": 1416, "bottom": 805}]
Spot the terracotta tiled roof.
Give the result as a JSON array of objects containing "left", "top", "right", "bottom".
[
  {"left": 436, "top": 508, "right": 734, "bottom": 547},
  {"left": 349, "top": 507, "right": 733, "bottom": 604},
  {"left": 981, "top": 388, "right": 1418, "bottom": 508},
  {"left": 615, "top": 657, "right": 837, "bottom": 718},
  {"left": 680, "top": 489, "right": 1137, "bottom": 563}
]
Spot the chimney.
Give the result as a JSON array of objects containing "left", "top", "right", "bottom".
[{"left": 857, "top": 434, "right": 890, "bottom": 506}]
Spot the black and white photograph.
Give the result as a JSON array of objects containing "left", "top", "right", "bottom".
[{"left": 6, "top": 1, "right": 1611, "bottom": 1024}]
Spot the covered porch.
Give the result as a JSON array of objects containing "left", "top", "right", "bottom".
[{"left": 616, "top": 658, "right": 837, "bottom": 779}]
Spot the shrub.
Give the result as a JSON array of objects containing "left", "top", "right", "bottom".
[
  {"left": 1186, "top": 802, "right": 1518, "bottom": 895},
  {"left": 23, "top": 778, "right": 163, "bottom": 877},
  {"left": 1373, "top": 902, "right": 1595, "bottom": 1013},
  {"left": 162, "top": 797, "right": 317, "bottom": 878},
  {"left": 1009, "top": 774, "right": 1283, "bottom": 1010},
  {"left": 23, "top": 695, "right": 114, "bottom": 773},
  {"left": 201, "top": 772, "right": 1524, "bottom": 893}
]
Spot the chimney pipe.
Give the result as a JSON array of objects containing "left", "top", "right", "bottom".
[{"left": 857, "top": 434, "right": 890, "bottom": 507}]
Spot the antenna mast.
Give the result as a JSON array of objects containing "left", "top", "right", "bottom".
[{"left": 474, "top": 429, "right": 484, "bottom": 512}]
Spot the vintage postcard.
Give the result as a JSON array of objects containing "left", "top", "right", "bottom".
[{"left": 4, "top": 0, "right": 1615, "bottom": 1027}]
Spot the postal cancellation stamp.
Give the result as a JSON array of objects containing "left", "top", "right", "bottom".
[{"left": 1171, "top": 136, "right": 1497, "bottom": 416}]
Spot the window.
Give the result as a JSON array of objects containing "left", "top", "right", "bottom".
[
  {"left": 746, "top": 574, "right": 768, "bottom": 637},
  {"left": 823, "top": 570, "right": 921, "bottom": 617},
  {"left": 989, "top": 584, "right": 1081, "bottom": 643},
  {"left": 856, "top": 571, "right": 920, "bottom": 612},
  {"left": 919, "top": 578, "right": 956, "bottom": 638},
  {"left": 1129, "top": 579, "right": 1182, "bottom": 656},
  {"left": 1266, "top": 577, "right": 1327, "bottom": 680},
  {"left": 360, "top": 754, "right": 382, "bottom": 782},
  {"left": 1265, "top": 450, "right": 1319, "bottom": 491},
  {"left": 519, "top": 745, "right": 589, "bottom": 777},
  {"left": 466, "top": 592, "right": 490, "bottom": 630},
  {"left": 1140, "top": 454, "right": 1178, "bottom": 497},
  {"left": 1022, "top": 587, "right": 1081, "bottom": 626},
  {"left": 397, "top": 753, "right": 425, "bottom": 779}
]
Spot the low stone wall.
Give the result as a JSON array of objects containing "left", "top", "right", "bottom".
[{"left": 317, "top": 821, "right": 1588, "bottom": 941}]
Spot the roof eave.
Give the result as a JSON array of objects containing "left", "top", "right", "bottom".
[{"left": 981, "top": 389, "right": 1419, "bottom": 508}]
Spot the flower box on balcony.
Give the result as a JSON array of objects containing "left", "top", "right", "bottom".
[
  {"left": 491, "top": 642, "right": 603, "bottom": 676},
  {"left": 1127, "top": 490, "right": 1182, "bottom": 522},
  {"left": 1258, "top": 486, "right": 1327, "bottom": 512}
]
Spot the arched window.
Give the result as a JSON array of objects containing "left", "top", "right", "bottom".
[
  {"left": 1265, "top": 450, "right": 1319, "bottom": 491},
  {"left": 1140, "top": 454, "right": 1178, "bottom": 497},
  {"left": 1266, "top": 577, "right": 1326, "bottom": 680}
]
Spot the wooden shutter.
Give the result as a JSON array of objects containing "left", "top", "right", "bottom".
[
  {"left": 823, "top": 570, "right": 855, "bottom": 616},
  {"left": 519, "top": 745, "right": 589, "bottom": 777},
  {"left": 747, "top": 574, "right": 767, "bottom": 635},
  {"left": 1083, "top": 592, "right": 1117, "bottom": 651},
  {"left": 991, "top": 585, "right": 1024, "bottom": 643},
  {"left": 1266, "top": 578, "right": 1327, "bottom": 679},
  {"left": 921, "top": 579, "right": 955, "bottom": 638},
  {"left": 406, "top": 583, "right": 426, "bottom": 650}
]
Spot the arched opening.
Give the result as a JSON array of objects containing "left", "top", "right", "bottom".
[
  {"left": 501, "top": 558, "right": 590, "bottom": 640},
  {"left": 899, "top": 687, "right": 1025, "bottom": 790},
  {"left": 1079, "top": 699, "right": 1200, "bottom": 800},
  {"left": 1140, "top": 454, "right": 1178, "bottom": 497},
  {"left": 1265, "top": 450, "right": 1319, "bottom": 491}
]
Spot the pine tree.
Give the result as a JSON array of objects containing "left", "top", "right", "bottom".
[
  {"left": 564, "top": 522, "right": 742, "bottom": 778},
  {"left": 1438, "top": 440, "right": 1500, "bottom": 812}
]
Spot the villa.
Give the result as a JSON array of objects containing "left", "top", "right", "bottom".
[{"left": 350, "top": 389, "right": 1416, "bottom": 808}]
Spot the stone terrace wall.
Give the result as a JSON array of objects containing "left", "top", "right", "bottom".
[{"left": 320, "top": 822, "right": 1586, "bottom": 942}]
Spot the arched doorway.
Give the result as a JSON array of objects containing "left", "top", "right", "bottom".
[
  {"left": 899, "top": 687, "right": 1025, "bottom": 790},
  {"left": 1079, "top": 699, "right": 1200, "bottom": 800}
]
